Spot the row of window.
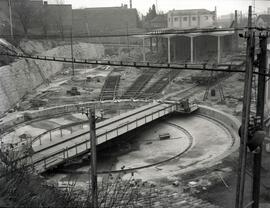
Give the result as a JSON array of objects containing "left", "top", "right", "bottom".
[{"left": 169, "top": 15, "right": 209, "bottom": 22}]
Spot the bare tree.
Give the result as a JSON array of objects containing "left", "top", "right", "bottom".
[
  {"left": 12, "top": 0, "right": 36, "bottom": 36},
  {"left": 55, "top": 0, "right": 66, "bottom": 40},
  {"left": 40, "top": 4, "right": 49, "bottom": 38}
]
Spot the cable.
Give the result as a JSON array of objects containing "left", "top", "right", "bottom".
[
  {"left": 0, "top": 51, "right": 246, "bottom": 74},
  {"left": 0, "top": 27, "right": 269, "bottom": 40}
]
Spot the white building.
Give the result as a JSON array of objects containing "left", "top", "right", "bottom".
[
  {"left": 256, "top": 15, "right": 270, "bottom": 28},
  {"left": 167, "top": 9, "right": 216, "bottom": 29}
]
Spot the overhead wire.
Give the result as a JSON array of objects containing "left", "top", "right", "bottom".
[{"left": 0, "top": 27, "right": 269, "bottom": 40}]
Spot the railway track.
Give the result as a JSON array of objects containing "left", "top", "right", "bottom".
[
  {"left": 120, "top": 68, "right": 158, "bottom": 99},
  {"left": 99, "top": 75, "right": 120, "bottom": 101},
  {"left": 137, "top": 69, "right": 180, "bottom": 99}
]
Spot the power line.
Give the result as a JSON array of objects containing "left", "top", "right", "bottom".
[
  {"left": 0, "top": 51, "right": 246, "bottom": 73},
  {"left": 0, "top": 27, "right": 269, "bottom": 40}
]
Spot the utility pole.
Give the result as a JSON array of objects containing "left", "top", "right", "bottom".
[
  {"left": 235, "top": 6, "right": 255, "bottom": 208},
  {"left": 126, "top": 22, "right": 130, "bottom": 57},
  {"left": 81, "top": 108, "right": 98, "bottom": 208},
  {"left": 252, "top": 33, "right": 268, "bottom": 208},
  {"left": 70, "top": 28, "right": 75, "bottom": 76},
  {"left": 8, "top": 0, "right": 14, "bottom": 39},
  {"left": 89, "top": 109, "right": 98, "bottom": 208},
  {"left": 234, "top": 10, "right": 239, "bottom": 52},
  {"left": 71, "top": 9, "right": 75, "bottom": 76}
]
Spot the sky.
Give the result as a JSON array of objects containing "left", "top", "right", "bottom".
[{"left": 47, "top": 0, "right": 270, "bottom": 16}]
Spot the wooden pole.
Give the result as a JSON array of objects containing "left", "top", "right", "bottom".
[
  {"left": 89, "top": 109, "right": 98, "bottom": 208},
  {"left": 8, "top": 0, "right": 13, "bottom": 39},
  {"left": 70, "top": 28, "right": 75, "bottom": 76},
  {"left": 252, "top": 34, "right": 268, "bottom": 208},
  {"left": 235, "top": 6, "right": 255, "bottom": 208}
]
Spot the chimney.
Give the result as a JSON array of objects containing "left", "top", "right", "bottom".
[
  {"left": 214, "top": 6, "right": 217, "bottom": 26},
  {"left": 130, "top": 0, "right": 132, "bottom": 9}
]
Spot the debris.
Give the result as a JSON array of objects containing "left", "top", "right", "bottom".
[{"left": 172, "top": 181, "right": 180, "bottom": 187}]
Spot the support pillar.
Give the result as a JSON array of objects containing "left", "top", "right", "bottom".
[
  {"left": 156, "top": 37, "right": 159, "bottom": 52},
  {"left": 150, "top": 37, "right": 153, "bottom": 53},
  {"left": 142, "top": 37, "right": 146, "bottom": 62},
  {"left": 190, "top": 36, "right": 194, "bottom": 64},
  {"left": 217, "top": 35, "right": 221, "bottom": 64},
  {"left": 167, "top": 37, "right": 171, "bottom": 63},
  {"left": 173, "top": 42, "right": 176, "bottom": 62}
]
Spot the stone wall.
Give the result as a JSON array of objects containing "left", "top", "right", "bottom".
[
  {"left": 0, "top": 42, "right": 105, "bottom": 115},
  {"left": 0, "top": 59, "right": 63, "bottom": 114}
]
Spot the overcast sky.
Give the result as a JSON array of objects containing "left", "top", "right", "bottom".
[{"left": 48, "top": 0, "right": 270, "bottom": 16}]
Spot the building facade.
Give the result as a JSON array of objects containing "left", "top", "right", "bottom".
[
  {"left": 72, "top": 6, "right": 139, "bottom": 36},
  {"left": 167, "top": 9, "right": 216, "bottom": 29}
]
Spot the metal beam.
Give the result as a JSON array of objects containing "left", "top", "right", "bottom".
[
  {"left": 168, "top": 37, "right": 171, "bottom": 63},
  {"left": 217, "top": 35, "right": 221, "bottom": 64},
  {"left": 143, "top": 37, "right": 146, "bottom": 62},
  {"left": 190, "top": 36, "right": 194, "bottom": 64}
]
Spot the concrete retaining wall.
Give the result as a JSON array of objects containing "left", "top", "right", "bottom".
[
  {"left": 197, "top": 105, "right": 241, "bottom": 133},
  {"left": 197, "top": 105, "right": 240, "bottom": 154}
]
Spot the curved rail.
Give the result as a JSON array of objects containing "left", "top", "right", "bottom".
[{"left": 96, "top": 122, "right": 194, "bottom": 174}]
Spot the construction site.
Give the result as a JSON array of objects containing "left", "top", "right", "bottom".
[{"left": 0, "top": 0, "right": 269, "bottom": 208}]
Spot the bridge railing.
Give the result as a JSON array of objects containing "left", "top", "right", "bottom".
[
  {"left": 12, "top": 104, "right": 176, "bottom": 172},
  {"left": 31, "top": 103, "right": 163, "bottom": 147}
]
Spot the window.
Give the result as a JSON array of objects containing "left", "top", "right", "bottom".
[
  {"left": 168, "top": 18, "right": 171, "bottom": 22},
  {"left": 205, "top": 16, "right": 209, "bottom": 20},
  {"left": 183, "top": 17, "right": 188, "bottom": 21},
  {"left": 192, "top": 17, "right": 197, "bottom": 21},
  {"left": 174, "top": 17, "right": 178, "bottom": 21}
]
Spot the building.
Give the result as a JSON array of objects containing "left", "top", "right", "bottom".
[
  {"left": 256, "top": 14, "right": 270, "bottom": 28},
  {"left": 167, "top": 9, "right": 216, "bottom": 29},
  {"left": 144, "top": 14, "right": 167, "bottom": 30},
  {"left": 72, "top": 6, "right": 139, "bottom": 36},
  {"left": 42, "top": 2, "right": 72, "bottom": 36}
]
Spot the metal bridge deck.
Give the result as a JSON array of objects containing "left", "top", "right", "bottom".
[{"left": 14, "top": 102, "right": 175, "bottom": 173}]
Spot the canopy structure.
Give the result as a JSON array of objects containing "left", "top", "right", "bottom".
[{"left": 133, "top": 28, "right": 236, "bottom": 64}]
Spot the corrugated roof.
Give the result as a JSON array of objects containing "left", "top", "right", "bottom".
[{"left": 169, "top": 9, "right": 213, "bottom": 16}]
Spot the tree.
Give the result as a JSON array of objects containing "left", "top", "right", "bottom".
[
  {"left": 145, "top": 4, "right": 157, "bottom": 21},
  {"left": 12, "top": 0, "right": 36, "bottom": 36},
  {"left": 55, "top": 0, "right": 66, "bottom": 40},
  {"left": 40, "top": 4, "right": 49, "bottom": 38}
]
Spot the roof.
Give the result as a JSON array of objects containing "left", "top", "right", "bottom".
[
  {"left": 257, "top": 14, "right": 270, "bottom": 23},
  {"left": 150, "top": 15, "right": 167, "bottom": 23},
  {"left": 78, "top": 6, "right": 136, "bottom": 11},
  {"left": 169, "top": 9, "right": 214, "bottom": 16}
]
